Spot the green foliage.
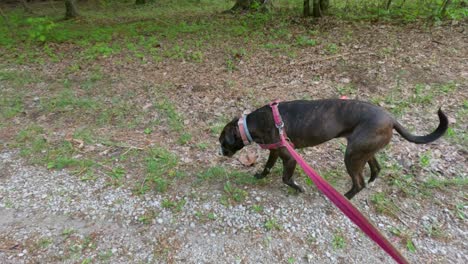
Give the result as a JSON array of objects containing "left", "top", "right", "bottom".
[
  {"left": 221, "top": 181, "right": 248, "bottom": 205},
  {"left": 136, "top": 147, "right": 179, "bottom": 194},
  {"left": 155, "top": 98, "right": 185, "bottom": 132},
  {"left": 0, "top": 93, "right": 24, "bottom": 119},
  {"left": 264, "top": 218, "right": 282, "bottom": 231},
  {"left": 161, "top": 198, "right": 186, "bottom": 212},
  {"left": 251, "top": 204, "right": 264, "bottom": 213},
  {"left": 424, "top": 176, "right": 468, "bottom": 189},
  {"left": 370, "top": 192, "right": 399, "bottom": 217},
  {"left": 26, "top": 17, "right": 56, "bottom": 43},
  {"left": 332, "top": 231, "right": 346, "bottom": 250},
  {"left": 296, "top": 35, "right": 317, "bottom": 47}
]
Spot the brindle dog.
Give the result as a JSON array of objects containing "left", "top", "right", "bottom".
[{"left": 219, "top": 99, "right": 448, "bottom": 199}]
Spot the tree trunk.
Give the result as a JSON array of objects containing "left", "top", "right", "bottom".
[
  {"left": 304, "top": 0, "right": 310, "bottom": 17},
  {"left": 21, "top": 0, "right": 34, "bottom": 14},
  {"left": 385, "top": 0, "right": 392, "bottom": 10},
  {"left": 135, "top": 0, "right": 146, "bottom": 5},
  {"left": 312, "top": 0, "right": 322, "bottom": 17},
  {"left": 227, "top": 0, "right": 270, "bottom": 13},
  {"left": 321, "top": 0, "right": 329, "bottom": 12},
  {"left": 65, "top": 0, "right": 79, "bottom": 19}
]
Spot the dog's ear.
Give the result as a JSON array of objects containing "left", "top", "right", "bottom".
[{"left": 226, "top": 122, "right": 238, "bottom": 145}]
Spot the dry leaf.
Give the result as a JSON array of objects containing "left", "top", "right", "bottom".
[{"left": 238, "top": 151, "right": 257, "bottom": 167}]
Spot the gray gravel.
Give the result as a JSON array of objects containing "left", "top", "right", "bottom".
[{"left": 0, "top": 150, "right": 466, "bottom": 263}]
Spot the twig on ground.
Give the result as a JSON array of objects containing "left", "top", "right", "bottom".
[
  {"left": 121, "top": 146, "right": 145, "bottom": 156},
  {"left": 294, "top": 51, "right": 376, "bottom": 66}
]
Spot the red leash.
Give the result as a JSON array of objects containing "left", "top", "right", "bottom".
[{"left": 266, "top": 100, "right": 409, "bottom": 264}]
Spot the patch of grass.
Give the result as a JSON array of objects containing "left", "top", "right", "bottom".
[
  {"left": 295, "top": 35, "right": 317, "bottom": 47},
  {"left": 43, "top": 89, "right": 98, "bottom": 112},
  {"left": 98, "top": 250, "right": 113, "bottom": 260},
  {"left": 107, "top": 166, "right": 126, "bottom": 185},
  {"left": 14, "top": 126, "right": 95, "bottom": 172},
  {"left": 321, "top": 169, "right": 343, "bottom": 186},
  {"left": 251, "top": 204, "right": 264, "bottom": 213},
  {"left": 61, "top": 228, "right": 75, "bottom": 238},
  {"left": 37, "top": 237, "right": 53, "bottom": 249},
  {"left": 264, "top": 218, "right": 282, "bottom": 231},
  {"left": 196, "top": 142, "right": 209, "bottom": 150},
  {"left": 221, "top": 181, "right": 248, "bottom": 206},
  {"left": 197, "top": 166, "right": 228, "bottom": 181},
  {"left": 197, "top": 166, "right": 264, "bottom": 186},
  {"left": 155, "top": 98, "right": 184, "bottom": 132},
  {"left": 388, "top": 173, "right": 424, "bottom": 197},
  {"left": 423, "top": 176, "right": 468, "bottom": 189},
  {"left": 454, "top": 203, "right": 465, "bottom": 220},
  {"left": 389, "top": 227, "right": 416, "bottom": 253},
  {"left": 326, "top": 43, "right": 339, "bottom": 54},
  {"left": 0, "top": 93, "right": 24, "bottom": 119},
  {"left": 424, "top": 222, "right": 446, "bottom": 240},
  {"left": 138, "top": 210, "right": 157, "bottom": 225},
  {"left": 332, "top": 231, "right": 346, "bottom": 250},
  {"left": 136, "top": 147, "right": 179, "bottom": 194},
  {"left": 419, "top": 150, "right": 432, "bottom": 167},
  {"left": 370, "top": 192, "right": 399, "bottom": 218},
  {"left": 144, "top": 127, "right": 153, "bottom": 135},
  {"left": 194, "top": 211, "right": 217, "bottom": 222},
  {"left": 161, "top": 198, "right": 186, "bottom": 213},
  {"left": 336, "top": 84, "right": 357, "bottom": 96},
  {"left": 178, "top": 132, "right": 192, "bottom": 145}
]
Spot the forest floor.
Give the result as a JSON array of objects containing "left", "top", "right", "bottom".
[{"left": 0, "top": 2, "right": 467, "bottom": 263}]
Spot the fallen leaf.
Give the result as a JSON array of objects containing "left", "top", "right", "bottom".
[{"left": 238, "top": 151, "right": 257, "bottom": 167}]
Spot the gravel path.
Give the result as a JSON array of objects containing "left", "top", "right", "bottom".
[{"left": 0, "top": 150, "right": 466, "bottom": 263}]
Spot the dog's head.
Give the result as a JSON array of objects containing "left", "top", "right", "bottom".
[{"left": 218, "top": 118, "right": 244, "bottom": 157}]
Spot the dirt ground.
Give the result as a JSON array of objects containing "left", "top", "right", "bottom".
[{"left": 0, "top": 16, "right": 467, "bottom": 264}]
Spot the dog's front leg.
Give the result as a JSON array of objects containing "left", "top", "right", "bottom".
[
  {"left": 279, "top": 149, "right": 304, "bottom": 193},
  {"left": 255, "top": 150, "right": 279, "bottom": 179}
]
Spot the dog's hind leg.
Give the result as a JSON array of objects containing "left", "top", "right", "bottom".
[
  {"left": 255, "top": 150, "right": 279, "bottom": 179},
  {"left": 368, "top": 156, "right": 381, "bottom": 183},
  {"left": 343, "top": 148, "right": 368, "bottom": 199},
  {"left": 345, "top": 125, "right": 392, "bottom": 199},
  {"left": 279, "top": 148, "right": 304, "bottom": 193}
]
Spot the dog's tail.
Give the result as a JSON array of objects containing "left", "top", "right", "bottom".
[{"left": 393, "top": 109, "right": 448, "bottom": 144}]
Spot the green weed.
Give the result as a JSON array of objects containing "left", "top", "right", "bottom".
[
  {"left": 155, "top": 98, "right": 184, "bottom": 132},
  {"left": 26, "top": 17, "right": 56, "bottom": 43},
  {"left": 454, "top": 203, "right": 465, "bottom": 220},
  {"left": 251, "top": 204, "right": 264, "bottom": 213},
  {"left": 178, "top": 132, "right": 192, "bottom": 145},
  {"left": 138, "top": 210, "right": 157, "bottom": 225},
  {"left": 389, "top": 226, "right": 416, "bottom": 252},
  {"left": 424, "top": 176, "right": 468, "bottom": 189},
  {"left": 264, "top": 218, "right": 282, "bottom": 231},
  {"left": 137, "top": 147, "right": 179, "bottom": 194},
  {"left": 197, "top": 166, "right": 228, "bottom": 181},
  {"left": 221, "top": 181, "right": 248, "bottom": 205},
  {"left": 196, "top": 142, "right": 209, "bottom": 150},
  {"left": 37, "top": 238, "right": 53, "bottom": 249},
  {"left": 332, "top": 231, "right": 346, "bottom": 250},
  {"left": 161, "top": 198, "right": 186, "bottom": 213},
  {"left": 370, "top": 192, "right": 399, "bottom": 217},
  {"left": 419, "top": 151, "right": 432, "bottom": 167},
  {"left": 296, "top": 35, "right": 317, "bottom": 47},
  {"left": 326, "top": 43, "right": 339, "bottom": 54}
]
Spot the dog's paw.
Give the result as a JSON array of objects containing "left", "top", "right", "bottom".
[{"left": 296, "top": 185, "right": 305, "bottom": 193}]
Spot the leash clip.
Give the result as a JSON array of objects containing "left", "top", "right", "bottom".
[{"left": 276, "top": 122, "right": 284, "bottom": 134}]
